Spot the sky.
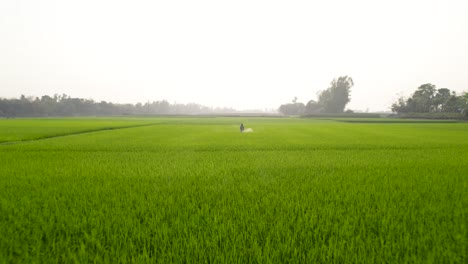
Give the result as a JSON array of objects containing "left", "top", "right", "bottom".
[{"left": 1, "top": 0, "right": 467, "bottom": 111}]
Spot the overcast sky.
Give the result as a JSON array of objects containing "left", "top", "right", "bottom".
[{"left": 1, "top": 0, "right": 467, "bottom": 111}]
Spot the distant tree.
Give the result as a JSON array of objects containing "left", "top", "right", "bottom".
[
  {"left": 412, "top": 83, "right": 437, "bottom": 112},
  {"left": 278, "top": 97, "right": 305, "bottom": 115},
  {"left": 0, "top": 94, "right": 232, "bottom": 117},
  {"left": 462, "top": 93, "right": 468, "bottom": 117},
  {"left": 434, "top": 88, "right": 451, "bottom": 112},
  {"left": 462, "top": 93, "right": 468, "bottom": 118},
  {"left": 463, "top": 92, "right": 468, "bottom": 101},
  {"left": 317, "top": 76, "right": 354, "bottom": 113},
  {"left": 304, "top": 100, "right": 322, "bottom": 114},
  {"left": 278, "top": 103, "right": 305, "bottom": 115},
  {"left": 391, "top": 97, "right": 409, "bottom": 113},
  {"left": 392, "top": 84, "right": 467, "bottom": 116}
]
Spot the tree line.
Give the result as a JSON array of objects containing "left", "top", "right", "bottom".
[
  {"left": 0, "top": 94, "right": 236, "bottom": 117},
  {"left": 279, "top": 76, "right": 354, "bottom": 115},
  {"left": 391, "top": 83, "right": 468, "bottom": 116},
  {"left": 279, "top": 78, "right": 468, "bottom": 118}
]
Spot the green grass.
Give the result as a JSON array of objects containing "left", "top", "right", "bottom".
[
  {"left": 0, "top": 117, "right": 159, "bottom": 143},
  {"left": 0, "top": 117, "right": 466, "bottom": 263}
]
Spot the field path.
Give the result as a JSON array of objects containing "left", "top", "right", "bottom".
[{"left": 0, "top": 122, "right": 162, "bottom": 145}]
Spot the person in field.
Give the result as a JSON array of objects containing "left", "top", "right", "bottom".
[{"left": 240, "top": 123, "right": 244, "bottom": 132}]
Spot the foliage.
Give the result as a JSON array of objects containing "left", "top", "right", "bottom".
[
  {"left": 317, "top": 76, "right": 354, "bottom": 113},
  {"left": 304, "top": 100, "right": 322, "bottom": 114},
  {"left": 398, "top": 112, "right": 467, "bottom": 120},
  {"left": 0, "top": 117, "right": 466, "bottom": 263},
  {"left": 280, "top": 76, "right": 354, "bottom": 115},
  {"left": 301, "top": 112, "right": 381, "bottom": 118},
  {"left": 0, "top": 94, "right": 236, "bottom": 117},
  {"left": 392, "top": 84, "right": 467, "bottom": 115},
  {"left": 278, "top": 97, "right": 306, "bottom": 115}
]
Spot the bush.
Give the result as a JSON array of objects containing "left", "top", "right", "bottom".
[
  {"left": 301, "top": 113, "right": 381, "bottom": 118},
  {"left": 398, "top": 112, "right": 466, "bottom": 120}
]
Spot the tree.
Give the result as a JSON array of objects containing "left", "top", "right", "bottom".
[
  {"left": 0, "top": 94, "right": 232, "bottom": 117},
  {"left": 392, "top": 84, "right": 467, "bottom": 116},
  {"left": 443, "top": 94, "right": 461, "bottom": 113},
  {"left": 278, "top": 97, "right": 305, "bottom": 115},
  {"left": 317, "top": 76, "right": 353, "bottom": 113},
  {"left": 304, "top": 100, "right": 322, "bottom": 114},
  {"left": 411, "top": 83, "right": 437, "bottom": 112},
  {"left": 434, "top": 88, "right": 451, "bottom": 112},
  {"left": 391, "top": 97, "right": 409, "bottom": 113},
  {"left": 462, "top": 92, "right": 468, "bottom": 117}
]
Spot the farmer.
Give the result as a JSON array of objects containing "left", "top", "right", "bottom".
[{"left": 240, "top": 123, "right": 244, "bottom": 132}]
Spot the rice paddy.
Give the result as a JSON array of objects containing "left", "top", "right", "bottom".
[{"left": 0, "top": 117, "right": 466, "bottom": 263}]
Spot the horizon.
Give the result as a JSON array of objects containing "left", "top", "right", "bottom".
[{"left": 2, "top": 92, "right": 398, "bottom": 113}]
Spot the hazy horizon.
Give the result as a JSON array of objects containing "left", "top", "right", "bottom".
[{"left": 1, "top": 0, "right": 467, "bottom": 111}]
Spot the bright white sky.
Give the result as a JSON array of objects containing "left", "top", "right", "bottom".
[{"left": 1, "top": 0, "right": 467, "bottom": 111}]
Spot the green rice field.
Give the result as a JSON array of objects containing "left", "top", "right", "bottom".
[{"left": 0, "top": 117, "right": 466, "bottom": 263}]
